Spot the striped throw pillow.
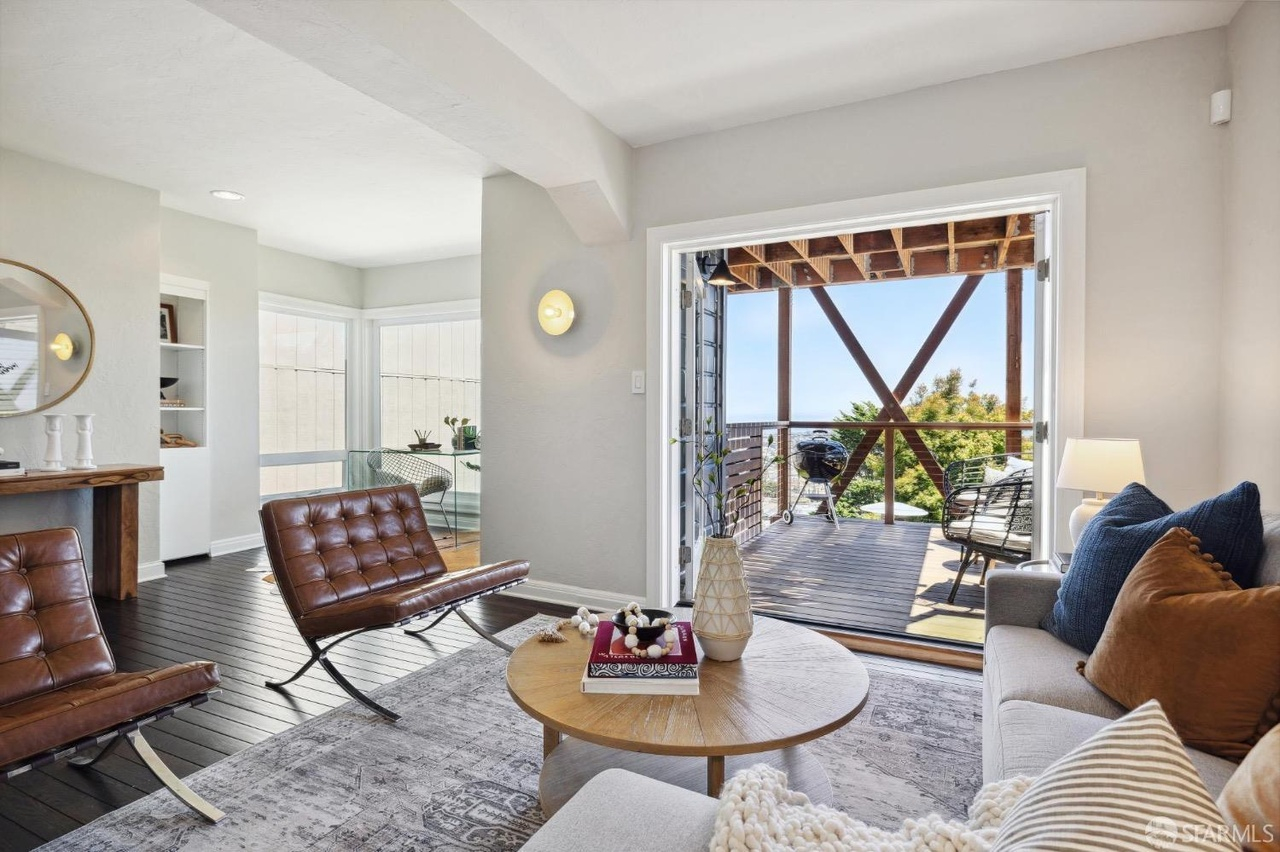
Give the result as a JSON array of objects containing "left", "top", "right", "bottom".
[{"left": 993, "top": 701, "right": 1235, "bottom": 851}]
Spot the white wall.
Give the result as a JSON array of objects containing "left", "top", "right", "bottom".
[
  {"left": 0, "top": 149, "right": 161, "bottom": 569},
  {"left": 160, "top": 208, "right": 262, "bottom": 547},
  {"left": 361, "top": 254, "right": 480, "bottom": 308},
  {"left": 258, "top": 245, "right": 362, "bottom": 307},
  {"left": 483, "top": 29, "right": 1232, "bottom": 601},
  {"left": 1220, "top": 1, "right": 1280, "bottom": 507}
]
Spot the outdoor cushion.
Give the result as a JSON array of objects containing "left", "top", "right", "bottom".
[
  {"left": 1043, "top": 481, "right": 1263, "bottom": 652},
  {"left": 1082, "top": 527, "right": 1280, "bottom": 760},
  {"left": 984, "top": 626, "right": 1124, "bottom": 719}
]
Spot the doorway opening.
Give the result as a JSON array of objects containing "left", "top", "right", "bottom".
[{"left": 663, "top": 195, "right": 1072, "bottom": 650}]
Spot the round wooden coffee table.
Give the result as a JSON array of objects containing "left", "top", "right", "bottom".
[{"left": 506, "top": 613, "right": 869, "bottom": 815}]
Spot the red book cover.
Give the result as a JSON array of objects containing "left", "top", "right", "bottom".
[{"left": 588, "top": 616, "right": 701, "bottom": 670}]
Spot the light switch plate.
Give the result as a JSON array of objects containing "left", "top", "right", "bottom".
[{"left": 631, "top": 370, "right": 645, "bottom": 394}]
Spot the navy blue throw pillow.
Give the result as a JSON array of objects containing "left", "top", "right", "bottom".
[{"left": 1042, "top": 481, "right": 1264, "bottom": 653}]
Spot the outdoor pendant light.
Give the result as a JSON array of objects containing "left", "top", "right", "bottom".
[
  {"left": 538, "top": 289, "right": 575, "bottom": 335},
  {"left": 705, "top": 258, "right": 737, "bottom": 286}
]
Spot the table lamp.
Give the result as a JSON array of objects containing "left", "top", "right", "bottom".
[{"left": 1056, "top": 437, "right": 1146, "bottom": 544}]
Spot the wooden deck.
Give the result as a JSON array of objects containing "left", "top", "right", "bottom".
[{"left": 741, "top": 517, "right": 987, "bottom": 645}]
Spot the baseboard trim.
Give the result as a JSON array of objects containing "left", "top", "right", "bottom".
[
  {"left": 138, "top": 561, "right": 167, "bottom": 584},
  {"left": 819, "top": 629, "right": 983, "bottom": 670},
  {"left": 500, "top": 579, "right": 640, "bottom": 613},
  {"left": 211, "top": 533, "right": 264, "bottom": 557}
]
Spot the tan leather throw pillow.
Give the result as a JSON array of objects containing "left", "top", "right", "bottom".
[
  {"left": 1082, "top": 526, "right": 1280, "bottom": 760},
  {"left": 1219, "top": 724, "right": 1280, "bottom": 851}
]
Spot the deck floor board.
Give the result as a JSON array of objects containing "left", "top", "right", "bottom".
[{"left": 741, "top": 516, "right": 989, "bottom": 645}]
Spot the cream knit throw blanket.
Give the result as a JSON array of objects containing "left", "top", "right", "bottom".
[{"left": 710, "top": 766, "right": 1032, "bottom": 852}]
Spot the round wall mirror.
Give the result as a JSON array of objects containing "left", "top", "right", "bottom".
[{"left": 0, "top": 259, "right": 95, "bottom": 416}]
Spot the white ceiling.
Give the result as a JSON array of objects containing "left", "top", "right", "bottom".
[
  {"left": 451, "top": 0, "right": 1243, "bottom": 146},
  {"left": 0, "top": 0, "right": 1241, "bottom": 266},
  {"left": 0, "top": 0, "right": 497, "bottom": 267}
]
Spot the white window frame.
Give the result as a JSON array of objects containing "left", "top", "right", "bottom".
[
  {"left": 258, "top": 292, "right": 366, "bottom": 499},
  {"left": 646, "top": 169, "right": 1087, "bottom": 607},
  {"left": 364, "top": 299, "right": 481, "bottom": 448}
]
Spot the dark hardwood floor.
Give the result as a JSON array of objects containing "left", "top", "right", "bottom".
[{"left": 0, "top": 548, "right": 570, "bottom": 852}]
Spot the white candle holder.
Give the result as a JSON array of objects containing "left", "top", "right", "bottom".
[
  {"left": 68, "top": 414, "right": 96, "bottom": 470},
  {"left": 39, "top": 414, "right": 66, "bottom": 472}
]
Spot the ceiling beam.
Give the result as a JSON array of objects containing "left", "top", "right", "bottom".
[{"left": 191, "top": 0, "right": 632, "bottom": 245}]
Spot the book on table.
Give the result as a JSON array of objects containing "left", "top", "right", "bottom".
[{"left": 581, "top": 620, "right": 700, "bottom": 695}]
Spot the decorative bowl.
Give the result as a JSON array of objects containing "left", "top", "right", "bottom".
[
  {"left": 611, "top": 608, "right": 673, "bottom": 643},
  {"left": 160, "top": 377, "right": 179, "bottom": 390},
  {"left": 409, "top": 442, "right": 441, "bottom": 451}
]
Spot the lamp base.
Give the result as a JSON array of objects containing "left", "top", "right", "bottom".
[{"left": 1069, "top": 497, "right": 1110, "bottom": 545}]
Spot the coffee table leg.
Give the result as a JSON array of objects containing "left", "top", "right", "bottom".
[
  {"left": 707, "top": 755, "right": 725, "bottom": 797},
  {"left": 543, "top": 725, "right": 561, "bottom": 758}
]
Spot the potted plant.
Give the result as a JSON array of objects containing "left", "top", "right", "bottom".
[
  {"left": 443, "top": 416, "right": 473, "bottom": 451},
  {"left": 674, "top": 418, "right": 783, "bottom": 661}
]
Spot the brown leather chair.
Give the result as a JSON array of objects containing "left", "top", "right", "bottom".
[
  {"left": 0, "top": 528, "right": 224, "bottom": 822},
  {"left": 259, "top": 484, "right": 529, "bottom": 721}
]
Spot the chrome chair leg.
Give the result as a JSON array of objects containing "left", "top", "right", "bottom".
[
  {"left": 455, "top": 606, "right": 514, "bottom": 653},
  {"left": 404, "top": 608, "right": 452, "bottom": 636},
  {"left": 125, "top": 731, "right": 225, "bottom": 823},
  {"left": 317, "top": 656, "right": 400, "bottom": 722}
]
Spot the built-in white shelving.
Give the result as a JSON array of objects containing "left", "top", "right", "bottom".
[{"left": 159, "top": 274, "right": 211, "bottom": 562}]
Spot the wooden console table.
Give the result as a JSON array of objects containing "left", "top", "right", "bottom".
[{"left": 0, "top": 464, "right": 164, "bottom": 600}]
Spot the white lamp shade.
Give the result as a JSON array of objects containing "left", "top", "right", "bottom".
[
  {"left": 1056, "top": 437, "right": 1145, "bottom": 495},
  {"left": 537, "top": 289, "right": 574, "bottom": 335}
]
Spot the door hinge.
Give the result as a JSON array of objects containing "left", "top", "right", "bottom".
[
  {"left": 678, "top": 546, "right": 692, "bottom": 565},
  {"left": 680, "top": 289, "right": 694, "bottom": 309},
  {"left": 679, "top": 418, "right": 693, "bottom": 438},
  {"left": 1036, "top": 258, "right": 1050, "bottom": 283},
  {"left": 1034, "top": 421, "right": 1049, "bottom": 443}
]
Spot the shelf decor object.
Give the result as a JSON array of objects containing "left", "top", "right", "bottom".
[
  {"left": 38, "top": 413, "right": 66, "bottom": 472},
  {"left": 1056, "top": 437, "right": 1146, "bottom": 544},
  {"left": 68, "top": 413, "right": 96, "bottom": 470}
]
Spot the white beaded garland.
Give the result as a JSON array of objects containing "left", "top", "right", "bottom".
[
  {"left": 570, "top": 614, "right": 583, "bottom": 627},
  {"left": 623, "top": 634, "right": 640, "bottom": 649},
  {"left": 586, "top": 613, "right": 599, "bottom": 626},
  {"left": 578, "top": 621, "right": 591, "bottom": 635},
  {"left": 646, "top": 643, "right": 663, "bottom": 659}
]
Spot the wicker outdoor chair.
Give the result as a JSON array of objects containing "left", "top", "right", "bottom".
[
  {"left": 366, "top": 448, "right": 455, "bottom": 539},
  {"left": 941, "top": 453, "right": 1034, "bottom": 603}
]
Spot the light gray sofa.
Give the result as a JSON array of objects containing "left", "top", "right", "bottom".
[
  {"left": 524, "top": 513, "right": 1280, "bottom": 849},
  {"left": 983, "top": 512, "right": 1280, "bottom": 798}
]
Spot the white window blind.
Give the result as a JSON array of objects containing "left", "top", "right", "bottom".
[{"left": 259, "top": 309, "right": 349, "bottom": 498}]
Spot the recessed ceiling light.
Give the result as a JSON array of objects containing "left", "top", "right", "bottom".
[{"left": 210, "top": 189, "right": 245, "bottom": 201}]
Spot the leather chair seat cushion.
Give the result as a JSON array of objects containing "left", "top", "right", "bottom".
[
  {"left": 0, "top": 661, "right": 220, "bottom": 768},
  {"left": 295, "top": 559, "right": 531, "bottom": 637}
]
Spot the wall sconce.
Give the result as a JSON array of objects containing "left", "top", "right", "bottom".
[
  {"left": 538, "top": 289, "right": 575, "bottom": 335},
  {"left": 50, "top": 332, "right": 75, "bottom": 361}
]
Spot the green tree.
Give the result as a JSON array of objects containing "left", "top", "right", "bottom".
[{"left": 829, "top": 368, "right": 1031, "bottom": 522}]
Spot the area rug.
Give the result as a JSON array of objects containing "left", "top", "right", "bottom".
[{"left": 38, "top": 618, "right": 982, "bottom": 851}]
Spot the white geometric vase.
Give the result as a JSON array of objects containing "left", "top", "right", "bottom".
[{"left": 692, "top": 536, "right": 754, "bottom": 662}]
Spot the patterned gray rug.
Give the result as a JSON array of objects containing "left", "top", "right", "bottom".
[{"left": 38, "top": 618, "right": 982, "bottom": 851}]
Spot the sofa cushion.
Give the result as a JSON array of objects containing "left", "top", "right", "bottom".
[
  {"left": 984, "top": 625, "right": 1124, "bottom": 719},
  {"left": 520, "top": 768, "right": 717, "bottom": 852},
  {"left": 1218, "top": 725, "right": 1280, "bottom": 852},
  {"left": 1259, "top": 512, "right": 1280, "bottom": 587},
  {"left": 1043, "top": 481, "right": 1264, "bottom": 653},
  {"left": 1082, "top": 527, "right": 1280, "bottom": 761},
  {"left": 992, "top": 700, "right": 1239, "bottom": 799},
  {"left": 992, "top": 701, "right": 1235, "bottom": 852}
]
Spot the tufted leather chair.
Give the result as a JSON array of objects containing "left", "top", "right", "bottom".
[
  {"left": 259, "top": 484, "right": 529, "bottom": 720},
  {"left": 0, "top": 527, "right": 224, "bottom": 822}
]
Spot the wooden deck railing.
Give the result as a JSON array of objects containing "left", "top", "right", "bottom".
[{"left": 727, "top": 419, "right": 1033, "bottom": 544}]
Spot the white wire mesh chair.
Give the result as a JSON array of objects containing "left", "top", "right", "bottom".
[{"left": 365, "top": 448, "right": 455, "bottom": 539}]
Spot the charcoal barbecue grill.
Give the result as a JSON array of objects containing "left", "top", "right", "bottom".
[{"left": 782, "top": 431, "right": 850, "bottom": 529}]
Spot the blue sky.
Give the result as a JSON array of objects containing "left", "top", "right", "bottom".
[{"left": 725, "top": 273, "right": 1036, "bottom": 422}]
